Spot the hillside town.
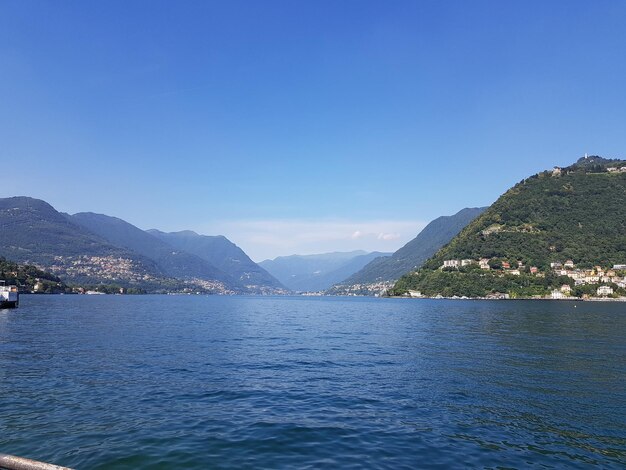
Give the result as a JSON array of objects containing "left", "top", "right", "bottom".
[
  {"left": 46, "top": 255, "right": 158, "bottom": 283},
  {"left": 327, "top": 280, "right": 395, "bottom": 297}
]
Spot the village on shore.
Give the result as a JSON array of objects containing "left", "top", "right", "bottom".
[{"left": 401, "top": 258, "right": 626, "bottom": 301}]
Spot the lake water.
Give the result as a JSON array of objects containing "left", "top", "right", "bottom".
[{"left": 0, "top": 295, "right": 624, "bottom": 469}]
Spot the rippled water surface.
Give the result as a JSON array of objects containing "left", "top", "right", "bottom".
[{"left": 1, "top": 295, "right": 625, "bottom": 469}]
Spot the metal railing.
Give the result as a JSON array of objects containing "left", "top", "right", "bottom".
[{"left": 0, "top": 454, "right": 73, "bottom": 470}]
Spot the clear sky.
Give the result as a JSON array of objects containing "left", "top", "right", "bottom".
[{"left": 1, "top": 1, "right": 626, "bottom": 261}]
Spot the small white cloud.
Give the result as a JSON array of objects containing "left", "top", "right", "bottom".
[
  {"left": 377, "top": 232, "right": 400, "bottom": 240},
  {"left": 351, "top": 230, "right": 363, "bottom": 239}
]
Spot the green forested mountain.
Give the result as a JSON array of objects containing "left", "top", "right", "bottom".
[{"left": 393, "top": 157, "right": 626, "bottom": 297}]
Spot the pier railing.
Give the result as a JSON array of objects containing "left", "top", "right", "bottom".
[{"left": 0, "top": 454, "right": 73, "bottom": 470}]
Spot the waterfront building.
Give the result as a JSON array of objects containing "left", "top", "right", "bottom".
[{"left": 551, "top": 290, "right": 566, "bottom": 299}]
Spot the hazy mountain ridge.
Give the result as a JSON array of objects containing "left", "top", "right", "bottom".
[
  {"left": 330, "top": 207, "right": 487, "bottom": 293},
  {"left": 148, "top": 230, "right": 286, "bottom": 293},
  {"left": 70, "top": 212, "right": 238, "bottom": 289},
  {"left": 260, "top": 250, "right": 391, "bottom": 292}
]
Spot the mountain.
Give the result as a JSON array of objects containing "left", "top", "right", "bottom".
[
  {"left": 70, "top": 212, "right": 237, "bottom": 288},
  {"left": 0, "top": 196, "right": 282, "bottom": 294},
  {"left": 147, "top": 230, "right": 286, "bottom": 293},
  {"left": 0, "top": 197, "right": 166, "bottom": 287},
  {"left": 331, "top": 207, "right": 487, "bottom": 292},
  {"left": 260, "top": 251, "right": 391, "bottom": 292},
  {"left": 393, "top": 156, "right": 626, "bottom": 298}
]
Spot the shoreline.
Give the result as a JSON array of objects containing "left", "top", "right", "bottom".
[{"left": 12, "top": 292, "right": 626, "bottom": 302}]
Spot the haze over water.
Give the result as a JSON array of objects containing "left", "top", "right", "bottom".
[{"left": 1, "top": 296, "right": 624, "bottom": 468}]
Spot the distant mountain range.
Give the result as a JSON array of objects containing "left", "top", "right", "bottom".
[
  {"left": 0, "top": 196, "right": 486, "bottom": 295},
  {"left": 0, "top": 196, "right": 285, "bottom": 294},
  {"left": 260, "top": 250, "right": 391, "bottom": 292},
  {"left": 330, "top": 207, "right": 487, "bottom": 293},
  {"left": 3, "top": 156, "right": 620, "bottom": 298}
]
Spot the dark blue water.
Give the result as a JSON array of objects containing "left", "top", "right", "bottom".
[{"left": 0, "top": 296, "right": 624, "bottom": 469}]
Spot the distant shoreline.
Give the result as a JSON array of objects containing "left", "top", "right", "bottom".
[{"left": 14, "top": 292, "right": 626, "bottom": 302}]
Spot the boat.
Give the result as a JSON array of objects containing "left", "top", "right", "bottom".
[{"left": 0, "top": 281, "right": 19, "bottom": 308}]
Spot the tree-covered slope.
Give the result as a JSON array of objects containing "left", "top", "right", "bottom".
[
  {"left": 394, "top": 157, "right": 626, "bottom": 297},
  {"left": 335, "top": 207, "right": 487, "bottom": 286},
  {"left": 0, "top": 257, "right": 68, "bottom": 293}
]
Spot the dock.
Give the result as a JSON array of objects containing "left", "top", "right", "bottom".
[{"left": 0, "top": 453, "right": 73, "bottom": 470}]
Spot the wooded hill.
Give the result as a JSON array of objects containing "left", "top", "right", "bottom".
[
  {"left": 0, "top": 257, "right": 69, "bottom": 293},
  {"left": 393, "top": 156, "right": 626, "bottom": 297}
]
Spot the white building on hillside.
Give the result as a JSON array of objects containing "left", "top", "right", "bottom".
[
  {"left": 443, "top": 260, "right": 460, "bottom": 269},
  {"left": 597, "top": 285, "right": 614, "bottom": 296}
]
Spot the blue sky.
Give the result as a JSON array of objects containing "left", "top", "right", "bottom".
[{"left": 1, "top": 1, "right": 626, "bottom": 260}]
